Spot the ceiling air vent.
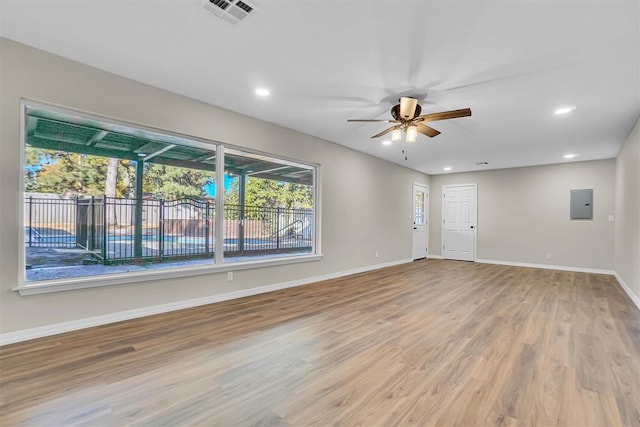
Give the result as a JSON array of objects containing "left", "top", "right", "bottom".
[
  {"left": 203, "top": 0, "right": 257, "bottom": 24},
  {"left": 475, "top": 161, "right": 489, "bottom": 165}
]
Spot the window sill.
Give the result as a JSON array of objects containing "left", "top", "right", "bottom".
[{"left": 13, "top": 254, "right": 323, "bottom": 296}]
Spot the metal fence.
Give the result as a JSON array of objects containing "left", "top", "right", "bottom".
[
  {"left": 223, "top": 204, "right": 313, "bottom": 254},
  {"left": 25, "top": 196, "right": 313, "bottom": 264}
]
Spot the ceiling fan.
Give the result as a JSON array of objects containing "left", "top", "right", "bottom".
[{"left": 347, "top": 97, "right": 472, "bottom": 142}]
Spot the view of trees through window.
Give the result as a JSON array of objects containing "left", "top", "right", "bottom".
[
  {"left": 26, "top": 149, "right": 216, "bottom": 200},
  {"left": 23, "top": 104, "right": 316, "bottom": 285},
  {"left": 225, "top": 177, "right": 313, "bottom": 213}
]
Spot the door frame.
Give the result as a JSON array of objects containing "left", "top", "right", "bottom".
[
  {"left": 412, "top": 182, "right": 429, "bottom": 260},
  {"left": 441, "top": 183, "right": 477, "bottom": 261}
]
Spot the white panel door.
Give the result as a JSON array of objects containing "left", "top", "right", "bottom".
[
  {"left": 442, "top": 184, "right": 476, "bottom": 261},
  {"left": 412, "top": 183, "right": 428, "bottom": 260}
]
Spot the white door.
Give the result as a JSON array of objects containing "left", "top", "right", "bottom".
[
  {"left": 442, "top": 184, "right": 476, "bottom": 261},
  {"left": 412, "top": 183, "right": 428, "bottom": 260}
]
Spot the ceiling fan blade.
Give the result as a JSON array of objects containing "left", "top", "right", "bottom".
[
  {"left": 416, "top": 124, "right": 441, "bottom": 138},
  {"left": 370, "top": 126, "right": 399, "bottom": 139},
  {"left": 347, "top": 119, "right": 397, "bottom": 123},
  {"left": 399, "top": 97, "right": 418, "bottom": 119},
  {"left": 418, "top": 108, "right": 472, "bottom": 122}
]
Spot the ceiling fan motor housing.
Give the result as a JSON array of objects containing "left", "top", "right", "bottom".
[{"left": 391, "top": 102, "right": 422, "bottom": 121}]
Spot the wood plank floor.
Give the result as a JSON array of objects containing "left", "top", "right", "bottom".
[{"left": 1, "top": 260, "right": 639, "bottom": 426}]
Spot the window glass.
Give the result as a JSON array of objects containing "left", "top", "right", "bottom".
[
  {"left": 223, "top": 149, "right": 315, "bottom": 262},
  {"left": 21, "top": 104, "right": 317, "bottom": 287},
  {"left": 414, "top": 192, "right": 425, "bottom": 225}
]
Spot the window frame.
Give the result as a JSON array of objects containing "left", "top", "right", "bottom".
[{"left": 15, "top": 99, "right": 321, "bottom": 295}]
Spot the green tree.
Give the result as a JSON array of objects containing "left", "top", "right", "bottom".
[
  {"left": 24, "top": 148, "right": 134, "bottom": 197},
  {"left": 224, "top": 176, "right": 313, "bottom": 219},
  {"left": 143, "top": 164, "right": 215, "bottom": 200},
  {"left": 24, "top": 148, "right": 50, "bottom": 192},
  {"left": 27, "top": 151, "right": 103, "bottom": 195}
]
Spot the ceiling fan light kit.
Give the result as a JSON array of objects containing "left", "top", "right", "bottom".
[
  {"left": 347, "top": 96, "right": 472, "bottom": 142},
  {"left": 406, "top": 125, "right": 418, "bottom": 143}
]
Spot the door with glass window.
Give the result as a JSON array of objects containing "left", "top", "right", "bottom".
[{"left": 412, "top": 183, "right": 428, "bottom": 260}]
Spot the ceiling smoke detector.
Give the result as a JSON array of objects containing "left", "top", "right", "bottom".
[{"left": 203, "top": 0, "right": 257, "bottom": 24}]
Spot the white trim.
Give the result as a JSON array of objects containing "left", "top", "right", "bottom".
[
  {"left": 1, "top": 258, "right": 412, "bottom": 346},
  {"left": 427, "top": 254, "right": 443, "bottom": 259},
  {"left": 214, "top": 144, "right": 225, "bottom": 265},
  {"left": 412, "top": 182, "right": 429, "bottom": 260},
  {"left": 18, "top": 101, "right": 27, "bottom": 281},
  {"left": 314, "top": 162, "right": 322, "bottom": 256},
  {"left": 614, "top": 273, "right": 640, "bottom": 311},
  {"left": 425, "top": 184, "right": 430, "bottom": 259},
  {"left": 14, "top": 254, "right": 323, "bottom": 295},
  {"left": 430, "top": 258, "right": 635, "bottom": 310},
  {"left": 476, "top": 258, "right": 614, "bottom": 275}
]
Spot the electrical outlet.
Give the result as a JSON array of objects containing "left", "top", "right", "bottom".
[
  {"left": 546, "top": 253, "right": 551, "bottom": 260},
  {"left": 375, "top": 251, "right": 379, "bottom": 258},
  {"left": 227, "top": 271, "right": 234, "bottom": 281}
]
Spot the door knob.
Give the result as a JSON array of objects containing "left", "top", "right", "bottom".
[{"left": 470, "top": 226, "right": 475, "bottom": 229}]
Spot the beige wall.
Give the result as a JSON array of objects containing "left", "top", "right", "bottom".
[
  {"left": 0, "top": 36, "right": 633, "bottom": 338},
  {"left": 614, "top": 117, "right": 640, "bottom": 301},
  {"left": 429, "top": 160, "right": 616, "bottom": 270},
  {"left": 0, "top": 38, "right": 429, "bottom": 334}
]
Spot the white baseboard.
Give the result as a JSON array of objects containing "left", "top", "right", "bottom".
[
  {"left": 0, "top": 259, "right": 412, "bottom": 346},
  {"left": 614, "top": 273, "right": 640, "bottom": 311},
  {"left": 427, "top": 254, "right": 443, "bottom": 259},
  {"left": 475, "top": 258, "right": 615, "bottom": 275},
  {"left": 444, "top": 257, "right": 638, "bottom": 311}
]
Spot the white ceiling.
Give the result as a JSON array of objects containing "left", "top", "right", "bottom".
[{"left": 2, "top": 0, "right": 639, "bottom": 175}]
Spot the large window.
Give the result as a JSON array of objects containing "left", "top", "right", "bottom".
[
  {"left": 19, "top": 102, "right": 318, "bottom": 292},
  {"left": 222, "top": 149, "right": 315, "bottom": 263}
]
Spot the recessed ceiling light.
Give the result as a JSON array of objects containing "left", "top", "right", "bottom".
[
  {"left": 563, "top": 153, "right": 578, "bottom": 159},
  {"left": 443, "top": 166, "right": 452, "bottom": 171},
  {"left": 554, "top": 106, "right": 576, "bottom": 115},
  {"left": 255, "top": 88, "right": 270, "bottom": 97},
  {"left": 382, "top": 140, "right": 392, "bottom": 146}
]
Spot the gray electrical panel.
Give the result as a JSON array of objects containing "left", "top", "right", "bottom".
[{"left": 570, "top": 189, "right": 593, "bottom": 220}]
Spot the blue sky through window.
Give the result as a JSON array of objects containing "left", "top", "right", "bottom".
[{"left": 204, "top": 173, "right": 235, "bottom": 198}]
